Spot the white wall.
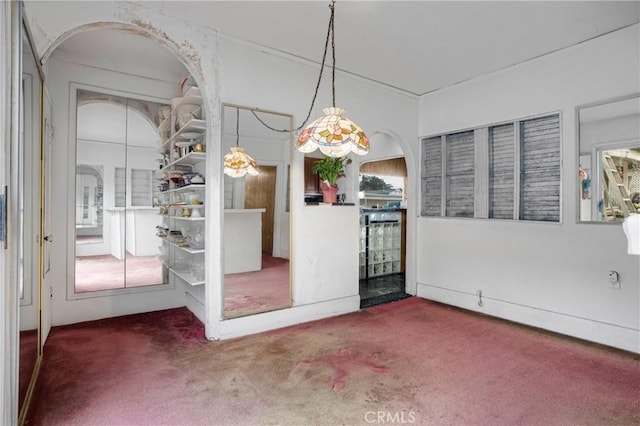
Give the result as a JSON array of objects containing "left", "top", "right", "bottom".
[{"left": 417, "top": 24, "right": 640, "bottom": 353}]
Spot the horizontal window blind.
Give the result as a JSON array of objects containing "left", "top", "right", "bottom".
[
  {"left": 489, "top": 124, "right": 515, "bottom": 219},
  {"left": 114, "top": 167, "right": 125, "bottom": 208},
  {"left": 446, "top": 131, "right": 475, "bottom": 217},
  {"left": 420, "top": 113, "right": 560, "bottom": 223},
  {"left": 519, "top": 115, "right": 560, "bottom": 222},
  {"left": 131, "top": 169, "right": 152, "bottom": 206},
  {"left": 421, "top": 136, "right": 442, "bottom": 216}
]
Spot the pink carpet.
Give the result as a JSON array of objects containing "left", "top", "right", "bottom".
[
  {"left": 224, "top": 255, "right": 290, "bottom": 318},
  {"left": 27, "top": 298, "right": 640, "bottom": 425},
  {"left": 19, "top": 329, "right": 38, "bottom": 412},
  {"left": 75, "top": 254, "right": 163, "bottom": 292}
]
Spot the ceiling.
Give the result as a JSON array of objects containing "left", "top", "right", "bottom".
[{"left": 54, "top": 1, "right": 639, "bottom": 97}]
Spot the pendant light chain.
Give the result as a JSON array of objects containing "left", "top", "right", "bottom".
[
  {"left": 236, "top": 107, "right": 240, "bottom": 147},
  {"left": 330, "top": 0, "right": 336, "bottom": 108},
  {"left": 251, "top": 0, "right": 336, "bottom": 133}
]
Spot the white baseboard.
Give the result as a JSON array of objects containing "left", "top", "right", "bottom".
[
  {"left": 417, "top": 283, "right": 640, "bottom": 354},
  {"left": 185, "top": 291, "right": 206, "bottom": 324},
  {"left": 218, "top": 295, "right": 360, "bottom": 339}
]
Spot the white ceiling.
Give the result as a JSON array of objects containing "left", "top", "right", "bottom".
[{"left": 54, "top": 1, "right": 639, "bottom": 97}]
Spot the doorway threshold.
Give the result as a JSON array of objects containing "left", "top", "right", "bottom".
[{"left": 360, "top": 291, "right": 411, "bottom": 309}]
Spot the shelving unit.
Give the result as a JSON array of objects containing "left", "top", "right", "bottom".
[{"left": 156, "top": 86, "right": 206, "bottom": 287}]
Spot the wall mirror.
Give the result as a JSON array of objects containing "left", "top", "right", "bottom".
[
  {"left": 74, "top": 89, "right": 168, "bottom": 292},
  {"left": 222, "top": 104, "right": 292, "bottom": 318},
  {"left": 19, "top": 15, "right": 43, "bottom": 418},
  {"left": 578, "top": 95, "right": 640, "bottom": 222}
]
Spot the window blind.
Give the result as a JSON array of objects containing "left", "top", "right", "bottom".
[
  {"left": 446, "top": 131, "right": 475, "bottom": 217},
  {"left": 131, "top": 169, "right": 152, "bottom": 206},
  {"left": 421, "top": 136, "right": 442, "bottom": 216},
  {"left": 519, "top": 115, "right": 560, "bottom": 222},
  {"left": 114, "top": 167, "right": 125, "bottom": 208},
  {"left": 489, "top": 124, "right": 515, "bottom": 219}
]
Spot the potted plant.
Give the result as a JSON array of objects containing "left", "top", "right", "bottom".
[{"left": 311, "top": 155, "right": 348, "bottom": 203}]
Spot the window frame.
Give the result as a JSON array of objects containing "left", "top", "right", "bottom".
[{"left": 420, "top": 111, "right": 563, "bottom": 224}]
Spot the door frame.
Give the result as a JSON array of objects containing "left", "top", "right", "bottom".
[{"left": 2, "top": 1, "right": 22, "bottom": 423}]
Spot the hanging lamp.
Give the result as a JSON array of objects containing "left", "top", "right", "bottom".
[
  {"left": 294, "top": 0, "right": 369, "bottom": 157},
  {"left": 224, "top": 108, "right": 259, "bottom": 178}
]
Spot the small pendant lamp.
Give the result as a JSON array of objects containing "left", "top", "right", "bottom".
[
  {"left": 224, "top": 108, "right": 259, "bottom": 178},
  {"left": 294, "top": 1, "right": 369, "bottom": 158}
]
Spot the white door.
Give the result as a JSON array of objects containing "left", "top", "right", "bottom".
[{"left": 40, "top": 89, "right": 53, "bottom": 344}]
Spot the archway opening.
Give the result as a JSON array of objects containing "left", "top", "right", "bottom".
[{"left": 358, "top": 131, "right": 411, "bottom": 308}]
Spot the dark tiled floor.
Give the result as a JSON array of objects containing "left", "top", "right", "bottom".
[{"left": 359, "top": 273, "right": 408, "bottom": 308}]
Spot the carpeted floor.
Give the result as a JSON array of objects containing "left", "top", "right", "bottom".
[
  {"left": 19, "top": 329, "right": 38, "bottom": 412},
  {"left": 26, "top": 298, "right": 640, "bottom": 425},
  {"left": 75, "top": 253, "right": 163, "bottom": 292},
  {"left": 224, "top": 255, "right": 290, "bottom": 318}
]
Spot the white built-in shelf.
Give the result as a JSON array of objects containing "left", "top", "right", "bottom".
[
  {"left": 158, "top": 119, "right": 206, "bottom": 153},
  {"left": 161, "top": 262, "right": 204, "bottom": 286},
  {"left": 172, "top": 87, "right": 202, "bottom": 108},
  {"left": 171, "top": 268, "right": 205, "bottom": 286},
  {"left": 170, "top": 204, "right": 204, "bottom": 210},
  {"left": 164, "top": 239, "right": 205, "bottom": 254},
  {"left": 171, "top": 152, "right": 206, "bottom": 168},
  {"left": 171, "top": 216, "right": 205, "bottom": 222},
  {"left": 175, "top": 119, "right": 206, "bottom": 136},
  {"left": 160, "top": 183, "right": 206, "bottom": 194},
  {"left": 157, "top": 84, "right": 207, "bottom": 289}
]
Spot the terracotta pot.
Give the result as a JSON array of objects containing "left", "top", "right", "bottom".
[{"left": 321, "top": 185, "right": 338, "bottom": 203}]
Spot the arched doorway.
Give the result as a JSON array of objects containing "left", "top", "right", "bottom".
[
  {"left": 39, "top": 24, "right": 210, "bottom": 340},
  {"left": 358, "top": 130, "right": 411, "bottom": 308}
]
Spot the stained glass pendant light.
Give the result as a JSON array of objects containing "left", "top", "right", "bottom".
[
  {"left": 224, "top": 108, "right": 259, "bottom": 178},
  {"left": 294, "top": 1, "right": 369, "bottom": 158}
]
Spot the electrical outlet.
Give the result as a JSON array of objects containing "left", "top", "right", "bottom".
[{"left": 608, "top": 271, "right": 620, "bottom": 289}]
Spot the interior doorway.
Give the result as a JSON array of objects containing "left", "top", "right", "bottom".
[{"left": 358, "top": 157, "right": 409, "bottom": 308}]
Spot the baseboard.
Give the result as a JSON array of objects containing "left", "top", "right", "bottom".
[
  {"left": 416, "top": 283, "right": 640, "bottom": 354},
  {"left": 218, "top": 295, "right": 360, "bottom": 339},
  {"left": 185, "top": 291, "right": 206, "bottom": 324}
]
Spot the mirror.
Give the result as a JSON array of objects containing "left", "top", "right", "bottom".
[
  {"left": 19, "top": 17, "right": 42, "bottom": 417},
  {"left": 74, "top": 89, "right": 167, "bottom": 292},
  {"left": 578, "top": 95, "right": 640, "bottom": 222},
  {"left": 222, "top": 104, "right": 292, "bottom": 318}
]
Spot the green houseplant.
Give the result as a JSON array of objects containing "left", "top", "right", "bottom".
[{"left": 311, "top": 156, "right": 347, "bottom": 203}]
